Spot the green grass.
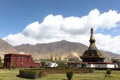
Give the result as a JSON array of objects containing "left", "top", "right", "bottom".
[
  {"left": 40, "top": 71, "right": 120, "bottom": 80},
  {"left": 0, "top": 69, "right": 120, "bottom": 80},
  {"left": 0, "top": 69, "right": 32, "bottom": 80}
]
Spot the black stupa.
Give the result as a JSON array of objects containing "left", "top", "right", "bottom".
[{"left": 81, "top": 28, "right": 105, "bottom": 62}]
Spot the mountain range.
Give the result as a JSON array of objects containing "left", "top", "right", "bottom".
[
  {"left": 0, "top": 38, "right": 120, "bottom": 61},
  {"left": 0, "top": 38, "right": 17, "bottom": 58}
]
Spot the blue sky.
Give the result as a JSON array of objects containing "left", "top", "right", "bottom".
[
  {"left": 1, "top": 0, "right": 120, "bottom": 54},
  {"left": 0, "top": 0, "right": 120, "bottom": 37}
]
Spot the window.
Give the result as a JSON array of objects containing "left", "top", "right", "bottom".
[{"left": 89, "top": 54, "right": 91, "bottom": 56}]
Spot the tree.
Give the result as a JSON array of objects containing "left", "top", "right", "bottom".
[
  {"left": 50, "top": 54, "right": 53, "bottom": 62},
  {"left": 9, "top": 60, "right": 17, "bottom": 69},
  {"left": 57, "top": 61, "right": 65, "bottom": 69},
  {"left": 0, "top": 56, "right": 2, "bottom": 67}
]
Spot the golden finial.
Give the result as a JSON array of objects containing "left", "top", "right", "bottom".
[
  {"left": 91, "top": 28, "right": 93, "bottom": 34},
  {"left": 90, "top": 28, "right": 95, "bottom": 40}
]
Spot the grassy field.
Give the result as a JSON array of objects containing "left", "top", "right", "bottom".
[{"left": 0, "top": 69, "right": 120, "bottom": 80}]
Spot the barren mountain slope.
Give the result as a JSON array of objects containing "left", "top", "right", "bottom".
[
  {"left": 0, "top": 38, "right": 17, "bottom": 58},
  {"left": 14, "top": 40, "right": 120, "bottom": 61}
]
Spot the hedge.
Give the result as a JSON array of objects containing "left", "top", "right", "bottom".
[{"left": 18, "top": 69, "right": 43, "bottom": 79}]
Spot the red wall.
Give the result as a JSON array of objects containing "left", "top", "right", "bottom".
[{"left": 4, "top": 53, "right": 40, "bottom": 68}]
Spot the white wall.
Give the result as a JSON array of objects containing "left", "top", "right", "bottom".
[
  {"left": 107, "top": 64, "right": 115, "bottom": 68},
  {"left": 86, "top": 64, "right": 95, "bottom": 68},
  {"left": 86, "top": 63, "right": 116, "bottom": 68},
  {"left": 95, "top": 64, "right": 106, "bottom": 68}
]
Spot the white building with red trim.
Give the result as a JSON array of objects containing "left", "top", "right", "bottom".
[{"left": 66, "top": 62, "right": 118, "bottom": 68}]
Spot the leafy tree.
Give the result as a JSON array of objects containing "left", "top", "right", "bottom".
[
  {"left": 9, "top": 60, "right": 17, "bottom": 69},
  {"left": 57, "top": 61, "right": 65, "bottom": 69},
  {"left": 0, "top": 56, "right": 2, "bottom": 67},
  {"left": 50, "top": 54, "right": 53, "bottom": 62},
  {"left": 55, "top": 57, "right": 57, "bottom": 62}
]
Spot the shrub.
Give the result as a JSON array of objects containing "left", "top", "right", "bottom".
[
  {"left": 106, "top": 69, "right": 111, "bottom": 75},
  {"left": 66, "top": 71, "right": 73, "bottom": 80},
  {"left": 18, "top": 69, "right": 43, "bottom": 79},
  {"left": 105, "top": 69, "right": 114, "bottom": 77},
  {"left": 89, "top": 69, "right": 95, "bottom": 73}
]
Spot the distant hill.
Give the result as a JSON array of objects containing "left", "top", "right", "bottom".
[
  {"left": 0, "top": 38, "right": 119, "bottom": 61},
  {"left": 14, "top": 40, "right": 120, "bottom": 61},
  {"left": 0, "top": 38, "right": 17, "bottom": 58},
  {"left": 14, "top": 40, "right": 87, "bottom": 59}
]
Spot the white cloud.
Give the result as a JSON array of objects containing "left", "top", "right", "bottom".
[
  {"left": 95, "top": 34, "right": 120, "bottom": 54},
  {"left": 61, "top": 16, "right": 89, "bottom": 34},
  {"left": 3, "top": 9, "right": 120, "bottom": 54},
  {"left": 98, "top": 10, "right": 120, "bottom": 29},
  {"left": 4, "top": 33, "right": 39, "bottom": 45}
]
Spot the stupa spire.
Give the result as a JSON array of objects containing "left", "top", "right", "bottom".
[
  {"left": 81, "top": 28, "right": 105, "bottom": 62},
  {"left": 88, "top": 28, "right": 97, "bottom": 50},
  {"left": 90, "top": 28, "right": 95, "bottom": 40}
]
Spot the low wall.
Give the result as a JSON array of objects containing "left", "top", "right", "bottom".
[{"left": 32, "top": 68, "right": 92, "bottom": 74}]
